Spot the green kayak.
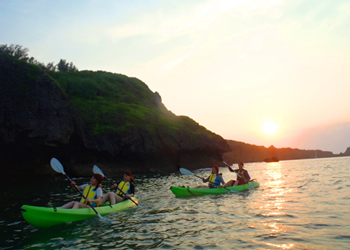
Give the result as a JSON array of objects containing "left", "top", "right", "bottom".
[
  {"left": 170, "top": 181, "right": 260, "bottom": 197},
  {"left": 21, "top": 197, "right": 138, "bottom": 228}
]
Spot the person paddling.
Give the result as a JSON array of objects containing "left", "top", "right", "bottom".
[
  {"left": 195, "top": 164, "right": 225, "bottom": 189},
  {"left": 100, "top": 171, "right": 135, "bottom": 205},
  {"left": 224, "top": 162, "right": 251, "bottom": 187},
  {"left": 61, "top": 173, "right": 104, "bottom": 209}
]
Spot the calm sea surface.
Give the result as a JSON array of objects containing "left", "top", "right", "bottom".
[{"left": 1, "top": 157, "right": 350, "bottom": 249}]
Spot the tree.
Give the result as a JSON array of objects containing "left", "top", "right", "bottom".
[
  {"left": 57, "top": 59, "right": 78, "bottom": 72},
  {"left": 0, "top": 44, "right": 77, "bottom": 72},
  {"left": 0, "top": 44, "right": 29, "bottom": 60},
  {"left": 68, "top": 61, "right": 78, "bottom": 72},
  {"left": 57, "top": 59, "right": 69, "bottom": 72},
  {"left": 27, "top": 56, "right": 38, "bottom": 64},
  {"left": 46, "top": 62, "right": 56, "bottom": 71}
]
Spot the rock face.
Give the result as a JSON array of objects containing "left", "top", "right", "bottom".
[
  {"left": 339, "top": 147, "right": 350, "bottom": 156},
  {"left": 0, "top": 52, "right": 230, "bottom": 176}
]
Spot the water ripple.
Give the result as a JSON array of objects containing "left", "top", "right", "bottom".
[{"left": 2, "top": 157, "right": 350, "bottom": 249}]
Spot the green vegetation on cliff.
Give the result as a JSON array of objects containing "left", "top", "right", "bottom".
[
  {"left": 0, "top": 49, "right": 229, "bottom": 175},
  {"left": 48, "top": 70, "right": 214, "bottom": 139}
]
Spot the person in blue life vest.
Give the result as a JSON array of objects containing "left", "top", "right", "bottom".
[
  {"left": 195, "top": 164, "right": 225, "bottom": 189},
  {"left": 224, "top": 162, "right": 251, "bottom": 187},
  {"left": 100, "top": 170, "right": 135, "bottom": 205},
  {"left": 61, "top": 173, "right": 104, "bottom": 209}
]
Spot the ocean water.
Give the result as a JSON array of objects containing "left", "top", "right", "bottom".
[{"left": 1, "top": 157, "right": 350, "bottom": 249}]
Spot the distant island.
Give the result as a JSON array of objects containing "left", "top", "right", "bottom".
[
  {"left": 222, "top": 141, "right": 350, "bottom": 165},
  {"left": 264, "top": 157, "right": 279, "bottom": 163}
]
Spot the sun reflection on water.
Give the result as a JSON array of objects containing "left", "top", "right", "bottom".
[
  {"left": 258, "top": 162, "right": 296, "bottom": 248},
  {"left": 266, "top": 242, "right": 295, "bottom": 249}
]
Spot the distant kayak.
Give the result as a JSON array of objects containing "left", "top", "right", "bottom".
[
  {"left": 264, "top": 157, "right": 279, "bottom": 162},
  {"left": 21, "top": 197, "right": 138, "bottom": 228},
  {"left": 170, "top": 181, "right": 259, "bottom": 197}
]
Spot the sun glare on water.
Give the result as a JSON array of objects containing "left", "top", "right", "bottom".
[{"left": 262, "top": 121, "right": 278, "bottom": 135}]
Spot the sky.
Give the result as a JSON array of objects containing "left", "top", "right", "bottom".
[{"left": 1, "top": 0, "right": 350, "bottom": 153}]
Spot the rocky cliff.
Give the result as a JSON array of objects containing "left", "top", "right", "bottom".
[
  {"left": 0, "top": 52, "right": 230, "bottom": 177},
  {"left": 339, "top": 147, "right": 350, "bottom": 157}
]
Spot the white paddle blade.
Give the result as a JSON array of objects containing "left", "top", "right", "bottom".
[
  {"left": 179, "top": 168, "right": 195, "bottom": 176},
  {"left": 93, "top": 165, "right": 105, "bottom": 176},
  {"left": 50, "top": 158, "right": 66, "bottom": 175}
]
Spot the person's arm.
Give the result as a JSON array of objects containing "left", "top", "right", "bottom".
[
  {"left": 245, "top": 171, "right": 251, "bottom": 182},
  {"left": 228, "top": 166, "right": 238, "bottom": 173},
  {"left": 111, "top": 181, "right": 119, "bottom": 189},
  {"left": 125, "top": 184, "right": 135, "bottom": 198},
  {"left": 217, "top": 175, "right": 225, "bottom": 185},
  {"left": 202, "top": 176, "right": 209, "bottom": 183},
  {"left": 112, "top": 182, "right": 123, "bottom": 195},
  {"left": 72, "top": 182, "right": 83, "bottom": 191}
]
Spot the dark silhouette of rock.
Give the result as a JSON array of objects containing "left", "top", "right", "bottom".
[
  {"left": 264, "top": 157, "right": 279, "bottom": 162},
  {"left": 0, "top": 52, "right": 230, "bottom": 177},
  {"left": 223, "top": 140, "right": 347, "bottom": 165},
  {"left": 339, "top": 147, "right": 350, "bottom": 156}
]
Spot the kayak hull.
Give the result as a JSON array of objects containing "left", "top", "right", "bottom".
[
  {"left": 170, "top": 181, "right": 259, "bottom": 197},
  {"left": 21, "top": 197, "right": 138, "bottom": 228}
]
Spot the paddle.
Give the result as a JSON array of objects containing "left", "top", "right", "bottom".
[
  {"left": 179, "top": 168, "right": 203, "bottom": 179},
  {"left": 179, "top": 168, "right": 237, "bottom": 193},
  {"left": 223, "top": 161, "right": 253, "bottom": 190},
  {"left": 223, "top": 161, "right": 242, "bottom": 177},
  {"left": 50, "top": 158, "right": 104, "bottom": 219},
  {"left": 92, "top": 165, "right": 141, "bottom": 207}
]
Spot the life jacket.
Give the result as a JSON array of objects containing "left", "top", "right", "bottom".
[
  {"left": 208, "top": 174, "right": 217, "bottom": 185},
  {"left": 237, "top": 170, "right": 247, "bottom": 183},
  {"left": 208, "top": 174, "right": 222, "bottom": 187},
  {"left": 80, "top": 185, "right": 100, "bottom": 207},
  {"left": 116, "top": 181, "right": 131, "bottom": 196}
]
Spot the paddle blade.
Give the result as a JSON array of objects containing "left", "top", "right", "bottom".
[
  {"left": 93, "top": 165, "right": 105, "bottom": 177},
  {"left": 50, "top": 158, "right": 66, "bottom": 175},
  {"left": 179, "top": 168, "right": 194, "bottom": 176}
]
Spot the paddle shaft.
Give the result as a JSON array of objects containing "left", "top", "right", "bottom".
[
  {"left": 65, "top": 174, "right": 102, "bottom": 217},
  {"left": 223, "top": 161, "right": 254, "bottom": 190},
  {"left": 100, "top": 173, "right": 139, "bottom": 207},
  {"left": 194, "top": 173, "right": 236, "bottom": 192},
  {"left": 180, "top": 167, "right": 238, "bottom": 192},
  {"left": 223, "top": 161, "right": 242, "bottom": 178},
  {"left": 223, "top": 187, "right": 238, "bottom": 193},
  {"left": 192, "top": 174, "right": 203, "bottom": 179},
  {"left": 222, "top": 161, "right": 256, "bottom": 191}
]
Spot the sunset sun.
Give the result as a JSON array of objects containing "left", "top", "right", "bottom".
[{"left": 262, "top": 121, "right": 278, "bottom": 135}]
